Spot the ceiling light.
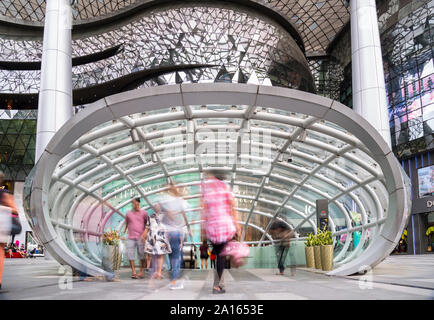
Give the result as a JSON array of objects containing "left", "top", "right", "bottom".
[
  {"left": 299, "top": 129, "right": 307, "bottom": 142},
  {"left": 130, "top": 128, "right": 140, "bottom": 142},
  {"left": 187, "top": 120, "right": 194, "bottom": 133}
]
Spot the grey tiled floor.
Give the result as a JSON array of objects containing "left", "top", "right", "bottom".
[{"left": 0, "top": 255, "right": 433, "bottom": 300}]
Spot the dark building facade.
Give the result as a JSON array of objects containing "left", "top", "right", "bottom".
[{"left": 313, "top": 0, "right": 434, "bottom": 254}]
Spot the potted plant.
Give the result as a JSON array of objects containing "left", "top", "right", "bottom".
[
  {"left": 313, "top": 230, "right": 322, "bottom": 270},
  {"left": 101, "top": 228, "right": 122, "bottom": 278},
  {"left": 304, "top": 233, "right": 315, "bottom": 268},
  {"left": 320, "top": 229, "right": 334, "bottom": 271},
  {"left": 426, "top": 226, "right": 434, "bottom": 252}
]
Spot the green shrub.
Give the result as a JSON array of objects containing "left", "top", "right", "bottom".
[
  {"left": 311, "top": 231, "right": 321, "bottom": 246},
  {"left": 311, "top": 228, "right": 334, "bottom": 246},
  {"left": 321, "top": 230, "right": 333, "bottom": 245},
  {"left": 305, "top": 233, "right": 315, "bottom": 247}
]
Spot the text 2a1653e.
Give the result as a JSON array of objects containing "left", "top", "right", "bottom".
[{"left": 213, "top": 304, "right": 264, "bottom": 315}]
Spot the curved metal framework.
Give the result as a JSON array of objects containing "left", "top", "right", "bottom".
[
  {"left": 0, "top": 3, "right": 314, "bottom": 97},
  {"left": 25, "top": 83, "right": 411, "bottom": 277},
  {"left": 0, "top": 0, "right": 350, "bottom": 53}
]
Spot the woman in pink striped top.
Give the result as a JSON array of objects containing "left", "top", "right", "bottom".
[{"left": 201, "top": 170, "right": 240, "bottom": 294}]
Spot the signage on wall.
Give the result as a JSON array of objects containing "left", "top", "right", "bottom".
[
  {"left": 316, "top": 199, "right": 329, "bottom": 231},
  {"left": 411, "top": 195, "right": 434, "bottom": 214},
  {"left": 418, "top": 165, "right": 434, "bottom": 198}
]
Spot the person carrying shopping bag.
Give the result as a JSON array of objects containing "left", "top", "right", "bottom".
[
  {"left": 0, "top": 171, "right": 20, "bottom": 290},
  {"left": 201, "top": 170, "right": 240, "bottom": 294}
]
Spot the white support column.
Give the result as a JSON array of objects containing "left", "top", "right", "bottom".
[
  {"left": 351, "top": 0, "right": 391, "bottom": 147},
  {"left": 36, "top": 0, "right": 73, "bottom": 161}
]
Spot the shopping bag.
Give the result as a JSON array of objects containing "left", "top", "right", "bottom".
[
  {"left": 10, "top": 214, "right": 22, "bottom": 235},
  {"left": 0, "top": 205, "right": 12, "bottom": 243},
  {"left": 221, "top": 241, "right": 250, "bottom": 268}
]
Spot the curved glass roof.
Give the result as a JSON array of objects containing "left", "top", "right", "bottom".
[
  {"left": 0, "top": 0, "right": 350, "bottom": 53},
  {"left": 24, "top": 84, "right": 410, "bottom": 277},
  {"left": 36, "top": 91, "right": 390, "bottom": 266}
]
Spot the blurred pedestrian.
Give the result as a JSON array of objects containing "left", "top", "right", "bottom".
[
  {"left": 7, "top": 244, "right": 13, "bottom": 258},
  {"left": 123, "top": 197, "right": 148, "bottom": 279},
  {"left": 142, "top": 206, "right": 171, "bottom": 288},
  {"left": 0, "top": 171, "right": 19, "bottom": 290},
  {"left": 269, "top": 221, "right": 295, "bottom": 276},
  {"left": 201, "top": 170, "right": 240, "bottom": 294},
  {"left": 210, "top": 247, "right": 217, "bottom": 269},
  {"left": 145, "top": 253, "right": 151, "bottom": 271},
  {"left": 159, "top": 182, "right": 191, "bottom": 290},
  {"left": 199, "top": 240, "right": 209, "bottom": 269}
]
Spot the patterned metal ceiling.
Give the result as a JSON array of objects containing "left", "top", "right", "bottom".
[
  {"left": 0, "top": 0, "right": 350, "bottom": 53},
  {"left": 0, "top": 0, "right": 138, "bottom": 22},
  {"left": 0, "top": 4, "right": 315, "bottom": 97}
]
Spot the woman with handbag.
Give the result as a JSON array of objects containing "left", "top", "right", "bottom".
[
  {"left": 142, "top": 205, "right": 171, "bottom": 289},
  {"left": 0, "top": 171, "right": 20, "bottom": 290},
  {"left": 201, "top": 170, "right": 240, "bottom": 294}
]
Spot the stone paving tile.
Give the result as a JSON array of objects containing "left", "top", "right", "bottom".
[
  {"left": 255, "top": 292, "right": 308, "bottom": 300},
  {"left": 228, "top": 269, "right": 263, "bottom": 281},
  {"left": 1, "top": 256, "right": 434, "bottom": 300}
]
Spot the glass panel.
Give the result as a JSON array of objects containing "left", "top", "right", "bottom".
[
  {"left": 296, "top": 220, "right": 315, "bottom": 237},
  {"left": 267, "top": 176, "right": 297, "bottom": 194},
  {"left": 260, "top": 188, "right": 285, "bottom": 203},
  {"left": 292, "top": 141, "right": 331, "bottom": 160},
  {"left": 250, "top": 119, "right": 296, "bottom": 134},
  {"left": 273, "top": 164, "right": 307, "bottom": 181},
  {"left": 331, "top": 157, "right": 373, "bottom": 181},
  {"left": 117, "top": 155, "right": 144, "bottom": 171},
  {"left": 233, "top": 184, "right": 258, "bottom": 198},
  {"left": 295, "top": 187, "right": 325, "bottom": 203},
  {"left": 306, "top": 129, "right": 348, "bottom": 149},
  {"left": 129, "top": 165, "right": 164, "bottom": 183},
  {"left": 306, "top": 176, "right": 340, "bottom": 198},
  {"left": 88, "top": 128, "right": 131, "bottom": 150}
]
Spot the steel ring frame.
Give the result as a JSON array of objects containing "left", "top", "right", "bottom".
[{"left": 26, "top": 83, "right": 411, "bottom": 277}]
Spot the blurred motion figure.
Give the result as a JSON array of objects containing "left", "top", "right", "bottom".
[
  {"left": 0, "top": 171, "right": 19, "bottom": 290},
  {"left": 201, "top": 170, "right": 240, "bottom": 294},
  {"left": 269, "top": 220, "right": 296, "bottom": 276},
  {"left": 159, "top": 182, "right": 191, "bottom": 290}
]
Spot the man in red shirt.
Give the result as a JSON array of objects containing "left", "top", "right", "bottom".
[{"left": 124, "top": 197, "right": 148, "bottom": 279}]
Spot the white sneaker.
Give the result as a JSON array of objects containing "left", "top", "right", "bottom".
[{"left": 170, "top": 282, "right": 184, "bottom": 290}]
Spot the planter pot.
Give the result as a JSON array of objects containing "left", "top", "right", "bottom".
[
  {"left": 101, "top": 244, "right": 122, "bottom": 272},
  {"left": 305, "top": 246, "right": 315, "bottom": 268},
  {"left": 320, "top": 244, "right": 334, "bottom": 271},
  {"left": 313, "top": 245, "right": 322, "bottom": 270}
]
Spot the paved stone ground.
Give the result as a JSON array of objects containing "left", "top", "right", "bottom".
[{"left": 0, "top": 255, "right": 433, "bottom": 300}]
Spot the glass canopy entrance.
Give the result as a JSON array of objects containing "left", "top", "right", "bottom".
[{"left": 24, "top": 83, "right": 411, "bottom": 277}]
